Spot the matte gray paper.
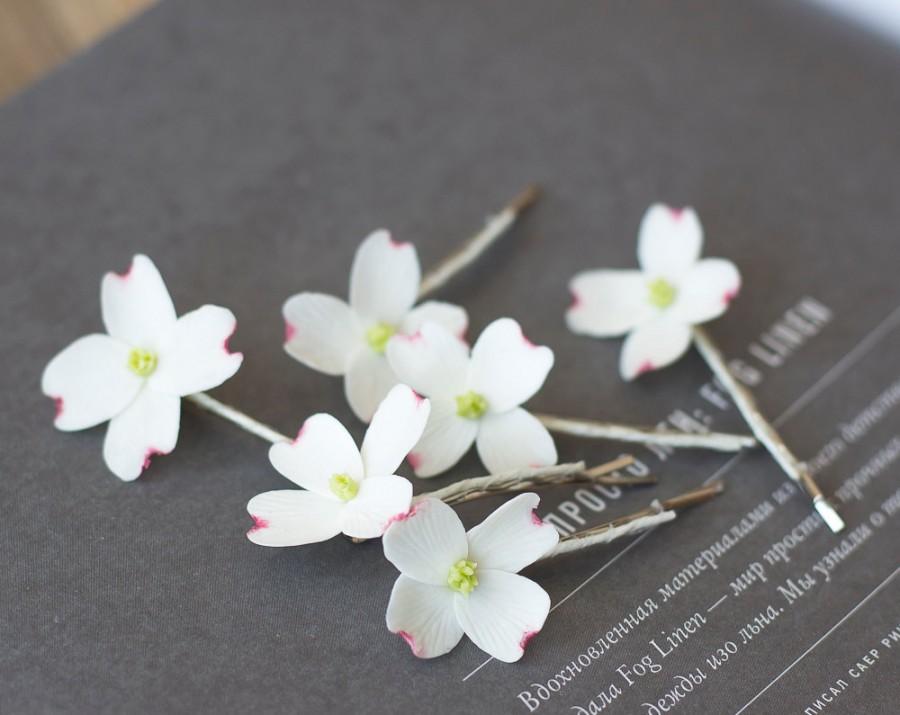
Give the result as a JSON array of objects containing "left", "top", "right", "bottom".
[{"left": 1, "top": 1, "right": 898, "bottom": 713}]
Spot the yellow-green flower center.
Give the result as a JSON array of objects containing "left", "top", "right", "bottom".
[
  {"left": 365, "top": 322, "right": 397, "bottom": 354},
  {"left": 647, "top": 277, "right": 677, "bottom": 309},
  {"left": 456, "top": 391, "right": 488, "bottom": 420},
  {"left": 447, "top": 559, "right": 479, "bottom": 595},
  {"left": 127, "top": 348, "right": 158, "bottom": 377},
  {"left": 329, "top": 473, "right": 359, "bottom": 501}
]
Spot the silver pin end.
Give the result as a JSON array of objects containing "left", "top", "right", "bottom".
[{"left": 814, "top": 496, "right": 845, "bottom": 533}]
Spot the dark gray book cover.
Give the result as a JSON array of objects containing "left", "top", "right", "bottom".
[{"left": 1, "top": 1, "right": 898, "bottom": 712}]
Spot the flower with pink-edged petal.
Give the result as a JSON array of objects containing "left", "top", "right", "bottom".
[
  {"left": 385, "top": 317, "right": 557, "bottom": 477},
  {"left": 41, "top": 255, "right": 243, "bottom": 481},
  {"left": 567, "top": 204, "right": 741, "bottom": 380},
  {"left": 247, "top": 384, "right": 430, "bottom": 546},
  {"left": 282, "top": 230, "right": 467, "bottom": 423},
  {"left": 383, "top": 492, "right": 557, "bottom": 662}
]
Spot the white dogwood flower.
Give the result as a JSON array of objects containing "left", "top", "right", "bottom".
[
  {"left": 385, "top": 317, "right": 557, "bottom": 477},
  {"left": 247, "top": 384, "right": 430, "bottom": 546},
  {"left": 41, "top": 255, "right": 243, "bottom": 481},
  {"left": 383, "top": 493, "right": 557, "bottom": 662},
  {"left": 567, "top": 204, "right": 741, "bottom": 380},
  {"left": 282, "top": 230, "right": 467, "bottom": 422}
]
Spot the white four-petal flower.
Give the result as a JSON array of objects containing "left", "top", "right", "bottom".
[
  {"left": 247, "top": 384, "right": 431, "bottom": 546},
  {"left": 41, "top": 255, "right": 243, "bottom": 481},
  {"left": 383, "top": 493, "right": 557, "bottom": 662},
  {"left": 385, "top": 317, "right": 557, "bottom": 477},
  {"left": 282, "top": 230, "right": 468, "bottom": 423},
  {"left": 567, "top": 204, "right": 741, "bottom": 380}
]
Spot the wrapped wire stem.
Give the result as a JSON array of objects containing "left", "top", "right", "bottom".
[
  {"left": 417, "top": 184, "right": 540, "bottom": 298},
  {"left": 535, "top": 413, "right": 756, "bottom": 452},
  {"left": 691, "top": 326, "right": 844, "bottom": 533},
  {"left": 544, "top": 482, "right": 725, "bottom": 559},
  {"left": 417, "top": 455, "right": 652, "bottom": 507}
]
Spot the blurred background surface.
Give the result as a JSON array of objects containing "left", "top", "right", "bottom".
[
  {"left": 1, "top": 0, "right": 898, "bottom": 103},
  {"left": 0, "top": 0, "right": 154, "bottom": 100}
]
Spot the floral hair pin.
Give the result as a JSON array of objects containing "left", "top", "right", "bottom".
[
  {"left": 383, "top": 483, "right": 722, "bottom": 661},
  {"left": 246, "top": 384, "right": 654, "bottom": 547},
  {"left": 41, "top": 255, "right": 243, "bottom": 480},
  {"left": 566, "top": 204, "right": 844, "bottom": 532}
]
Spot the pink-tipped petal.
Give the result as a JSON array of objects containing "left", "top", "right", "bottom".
[
  {"left": 246, "top": 490, "right": 343, "bottom": 546},
  {"left": 402, "top": 301, "right": 468, "bottom": 343},
  {"left": 343, "top": 348, "right": 401, "bottom": 423},
  {"left": 349, "top": 230, "right": 421, "bottom": 324},
  {"left": 468, "top": 318, "right": 554, "bottom": 414},
  {"left": 619, "top": 318, "right": 692, "bottom": 381},
  {"left": 102, "top": 388, "right": 180, "bottom": 481},
  {"left": 454, "top": 570, "right": 551, "bottom": 663},
  {"left": 382, "top": 498, "right": 468, "bottom": 585},
  {"left": 101, "top": 254, "right": 177, "bottom": 347},
  {"left": 41, "top": 334, "right": 142, "bottom": 431},
  {"left": 386, "top": 576, "right": 464, "bottom": 659},
  {"left": 151, "top": 305, "right": 243, "bottom": 396},
  {"left": 637, "top": 204, "right": 703, "bottom": 281},
  {"left": 361, "top": 384, "right": 431, "bottom": 477},
  {"left": 404, "top": 399, "right": 478, "bottom": 478},
  {"left": 384, "top": 322, "right": 470, "bottom": 401},
  {"left": 467, "top": 493, "right": 559, "bottom": 573},
  {"left": 476, "top": 408, "right": 557, "bottom": 476},
  {"left": 282, "top": 292, "right": 362, "bottom": 376},
  {"left": 668, "top": 258, "right": 742, "bottom": 325},
  {"left": 268, "top": 414, "right": 363, "bottom": 496},
  {"left": 341, "top": 474, "right": 413, "bottom": 539},
  {"left": 566, "top": 270, "right": 655, "bottom": 338}
]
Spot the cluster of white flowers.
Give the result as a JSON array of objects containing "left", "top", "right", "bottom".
[{"left": 42, "top": 204, "right": 738, "bottom": 663}]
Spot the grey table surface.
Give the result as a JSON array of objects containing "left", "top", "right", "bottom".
[{"left": 2, "top": 1, "right": 899, "bottom": 713}]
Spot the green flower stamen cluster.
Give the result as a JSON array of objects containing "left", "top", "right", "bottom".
[
  {"left": 329, "top": 473, "right": 359, "bottom": 501},
  {"left": 365, "top": 322, "right": 397, "bottom": 354},
  {"left": 447, "top": 559, "right": 479, "bottom": 595},
  {"left": 455, "top": 391, "right": 488, "bottom": 420},
  {"left": 127, "top": 348, "right": 158, "bottom": 377},
  {"left": 647, "top": 277, "right": 677, "bottom": 309}
]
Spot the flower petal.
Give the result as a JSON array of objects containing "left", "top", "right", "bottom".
[
  {"left": 619, "top": 317, "right": 692, "bottom": 381},
  {"left": 102, "top": 388, "right": 180, "bottom": 481},
  {"left": 349, "top": 230, "right": 421, "bottom": 324},
  {"left": 150, "top": 305, "right": 243, "bottom": 396},
  {"left": 407, "top": 398, "right": 478, "bottom": 478},
  {"left": 246, "top": 490, "right": 343, "bottom": 546},
  {"left": 467, "top": 493, "right": 559, "bottom": 573},
  {"left": 268, "top": 414, "right": 363, "bottom": 496},
  {"left": 344, "top": 349, "right": 401, "bottom": 423},
  {"left": 385, "top": 322, "right": 470, "bottom": 400},
  {"left": 41, "top": 334, "right": 142, "bottom": 431},
  {"left": 382, "top": 497, "right": 468, "bottom": 585},
  {"left": 361, "top": 384, "right": 431, "bottom": 477},
  {"left": 669, "top": 258, "right": 741, "bottom": 325},
  {"left": 468, "top": 318, "right": 554, "bottom": 414},
  {"left": 101, "top": 254, "right": 177, "bottom": 348},
  {"left": 340, "top": 475, "right": 413, "bottom": 538},
  {"left": 637, "top": 205, "right": 703, "bottom": 281},
  {"left": 282, "top": 293, "right": 363, "bottom": 376},
  {"left": 402, "top": 301, "right": 468, "bottom": 340},
  {"left": 386, "top": 575, "right": 464, "bottom": 659},
  {"left": 475, "top": 408, "right": 558, "bottom": 475},
  {"left": 454, "top": 570, "right": 551, "bottom": 663},
  {"left": 566, "top": 270, "right": 655, "bottom": 337}
]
